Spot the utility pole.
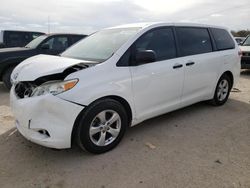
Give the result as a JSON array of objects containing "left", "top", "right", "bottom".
[{"left": 48, "top": 16, "right": 50, "bottom": 34}]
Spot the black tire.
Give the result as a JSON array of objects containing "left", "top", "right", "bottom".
[
  {"left": 2, "top": 66, "right": 15, "bottom": 90},
  {"left": 76, "top": 99, "right": 128, "bottom": 154},
  {"left": 209, "top": 74, "right": 232, "bottom": 106}
]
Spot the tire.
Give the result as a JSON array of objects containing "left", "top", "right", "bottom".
[
  {"left": 76, "top": 99, "right": 128, "bottom": 154},
  {"left": 210, "top": 74, "right": 232, "bottom": 106},
  {"left": 2, "top": 66, "right": 15, "bottom": 90}
]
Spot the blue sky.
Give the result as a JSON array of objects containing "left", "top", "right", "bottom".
[{"left": 0, "top": 0, "right": 249, "bottom": 34}]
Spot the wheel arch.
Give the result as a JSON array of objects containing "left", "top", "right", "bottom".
[
  {"left": 70, "top": 95, "right": 133, "bottom": 147},
  {"left": 222, "top": 70, "right": 234, "bottom": 89}
]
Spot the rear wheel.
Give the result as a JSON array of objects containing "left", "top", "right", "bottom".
[
  {"left": 76, "top": 99, "right": 128, "bottom": 154},
  {"left": 2, "top": 66, "right": 15, "bottom": 90},
  {"left": 210, "top": 74, "right": 232, "bottom": 106}
]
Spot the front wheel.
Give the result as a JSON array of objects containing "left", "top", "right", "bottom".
[
  {"left": 210, "top": 74, "right": 232, "bottom": 106},
  {"left": 76, "top": 99, "right": 128, "bottom": 154}
]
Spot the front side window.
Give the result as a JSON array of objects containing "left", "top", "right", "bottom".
[
  {"left": 61, "top": 27, "right": 141, "bottom": 62},
  {"left": 176, "top": 27, "right": 213, "bottom": 56},
  {"left": 43, "top": 36, "right": 69, "bottom": 51},
  {"left": 134, "top": 28, "right": 177, "bottom": 62},
  {"left": 210, "top": 28, "right": 235, "bottom": 50}
]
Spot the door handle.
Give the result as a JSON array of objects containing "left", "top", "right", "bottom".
[
  {"left": 173, "top": 64, "right": 183, "bottom": 69},
  {"left": 186, "top": 62, "right": 195, "bottom": 66}
]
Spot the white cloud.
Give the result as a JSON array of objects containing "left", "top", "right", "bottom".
[
  {"left": 132, "top": 0, "right": 200, "bottom": 14},
  {"left": 0, "top": 0, "right": 249, "bottom": 33},
  {"left": 210, "top": 14, "right": 223, "bottom": 17}
]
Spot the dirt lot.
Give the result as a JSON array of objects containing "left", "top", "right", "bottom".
[{"left": 0, "top": 71, "right": 250, "bottom": 188}]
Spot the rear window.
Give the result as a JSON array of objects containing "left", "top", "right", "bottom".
[
  {"left": 210, "top": 28, "right": 235, "bottom": 50},
  {"left": 176, "top": 27, "right": 213, "bottom": 56}
]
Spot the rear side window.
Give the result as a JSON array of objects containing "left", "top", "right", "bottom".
[
  {"left": 210, "top": 28, "right": 235, "bottom": 50},
  {"left": 5, "top": 32, "right": 24, "bottom": 47},
  {"left": 176, "top": 27, "right": 212, "bottom": 56},
  {"left": 134, "top": 28, "right": 176, "bottom": 61}
]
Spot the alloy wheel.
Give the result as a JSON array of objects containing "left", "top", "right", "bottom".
[{"left": 89, "top": 110, "right": 121, "bottom": 146}]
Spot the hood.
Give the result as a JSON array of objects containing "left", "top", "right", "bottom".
[
  {"left": 240, "top": 46, "right": 250, "bottom": 52},
  {"left": 0, "top": 47, "right": 31, "bottom": 53},
  {"left": 12, "top": 54, "right": 96, "bottom": 82}
]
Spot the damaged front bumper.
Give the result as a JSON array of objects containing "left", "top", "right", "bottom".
[{"left": 10, "top": 87, "right": 84, "bottom": 149}]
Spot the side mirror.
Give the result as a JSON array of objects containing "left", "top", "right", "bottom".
[
  {"left": 40, "top": 43, "right": 49, "bottom": 50},
  {"left": 135, "top": 50, "right": 156, "bottom": 64}
]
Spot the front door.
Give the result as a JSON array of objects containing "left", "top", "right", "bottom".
[{"left": 129, "top": 27, "right": 185, "bottom": 121}]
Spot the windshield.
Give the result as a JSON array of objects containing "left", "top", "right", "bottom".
[
  {"left": 242, "top": 36, "right": 250, "bottom": 46},
  {"left": 25, "top": 35, "right": 47, "bottom": 48},
  {"left": 61, "top": 27, "right": 141, "bottom": 62}
]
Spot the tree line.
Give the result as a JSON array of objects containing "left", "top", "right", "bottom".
[{"left": 231, "top": 30, "right": 250, "bottom": 37}]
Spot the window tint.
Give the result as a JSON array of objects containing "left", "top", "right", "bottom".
[
  {"left": 210, "top": 28, "right": 235, "bottom": 50},
  {"left": 6, "top": 32, "right": 24, "bottom": 47},
  {"left": 23, "top": 33, "right": 31, "bottom": 44},
  {"left": 43, "top": 36, "right": 69, "bottom": 51},
  {"left": 176, "top": 27, "right": 212, "bottom": 56},
  {"left": 71, "top": 36, "right": 85, "bottom": 44},
  {"left": 134, "top": 28, "right": 176, "bottom": 61}
]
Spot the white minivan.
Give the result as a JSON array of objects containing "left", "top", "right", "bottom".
[{"left": 10, "top": 23, "right": 241, "bottom": 154}]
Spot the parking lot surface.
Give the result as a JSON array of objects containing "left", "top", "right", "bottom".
[{"left": 0, "top": 71, "right": 250, "bottom": 188}]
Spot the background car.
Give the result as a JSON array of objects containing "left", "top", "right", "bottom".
[
  {"left": 0, "top": 30, "right": 45, "bottom": 48},
  {"left": 239, "top": 35, "right": 250, "bottom": 69},
  {"left": 0, "top": 33, "right": 86, "bottom": 89},
  {"left": 234, "top": 37, "right": 246, "bottom": 45},
  {"left": 234, "top": 37, "right": 245, "bottom": 45}
]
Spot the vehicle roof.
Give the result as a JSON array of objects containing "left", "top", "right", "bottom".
[
  {"left": 44, "top": 33, "right": 87, "bottom": 37},
  {"left": 107, "top": 22, "right": 229, "bottom": 30}
]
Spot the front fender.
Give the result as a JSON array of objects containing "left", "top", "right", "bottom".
[{"left": 57, "top": 58, "right": 136, "bottom": 122}]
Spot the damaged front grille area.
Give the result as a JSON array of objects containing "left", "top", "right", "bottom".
[
  {"left": 15, "top": 82, "right": 37, "bottom": 98},
  {"left": 14, "top": 63, "right": 91, "bottom": 99}
]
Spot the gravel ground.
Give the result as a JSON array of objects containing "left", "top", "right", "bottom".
[{"left": 0, "top": 71, "right": 250, "bottom": 188}]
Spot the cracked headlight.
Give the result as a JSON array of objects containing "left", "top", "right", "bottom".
[{"left": 31, "top": 79, "right": 78, "bottom": 97}]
